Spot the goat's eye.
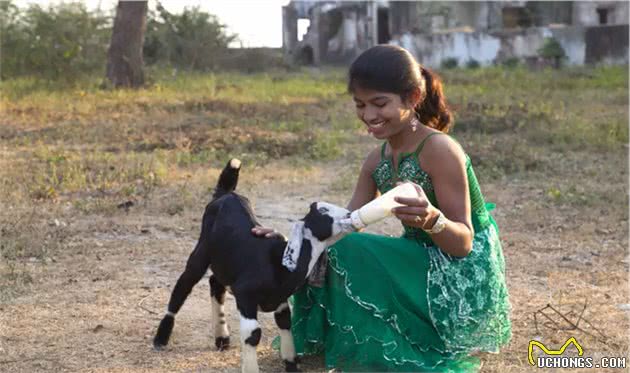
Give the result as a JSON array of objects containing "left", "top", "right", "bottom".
[{"left": 318, "top": 207, "right": 329, "bottom": 214}]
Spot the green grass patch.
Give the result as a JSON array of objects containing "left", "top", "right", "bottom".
[
  {"left": 1, "top": 65, "right": 627, "bottom": 200},
  {"left": 448, "top": 65, "right": 628, "bottom": 155}
]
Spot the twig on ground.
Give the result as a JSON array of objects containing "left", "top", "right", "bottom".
[
  {"left": 138, "top": 293, "right": 158, "bottom": 315},
  {"left": 533, "top": 301, "right": 608, "bottom": 342}
]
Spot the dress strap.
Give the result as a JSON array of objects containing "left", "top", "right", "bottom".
[
  {"left": 380, "top": 142, "right": 387, "bottom": 160},
  {"left": 413, "top": 132, "right": 444, "bottom": 156}
]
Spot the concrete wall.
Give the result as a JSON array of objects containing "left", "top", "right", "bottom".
[
  {"left": 322, "top": 6, "right": 370, "bottom": 64},
  {"left": 392, "top": 24, "right": 628, "bottom": 68},
  {"left": 585, "top": 24, "right": 629, "bottom": 64},
  {"left": 392, "top": 30, "right": 501, "bottom": 67},
  {"left": 526, "top": 1, "right": 573, "bottom": 26},
  {"left": 395, "top": 2, "right": 496, "bottom": 33},
  {"left": 573, "top": 1, "right": 629, "bottom": 26},
  {"left": 449, "top": 2, "right": 492, "bottom": 30},
  {"left": 550, "top": 26, "right": 586, "bottom": 65}
]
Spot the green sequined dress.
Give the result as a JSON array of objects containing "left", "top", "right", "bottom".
[{"left": 290, "top": 134, "right": 512, "bottom": 372}]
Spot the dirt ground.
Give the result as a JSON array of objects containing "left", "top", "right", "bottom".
[{"left": 1, "top": 139, "right": 628, "bottom": 373}]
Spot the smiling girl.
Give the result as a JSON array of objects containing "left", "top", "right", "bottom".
[{"left": 254, "top": 45, "right": 511, "bottom": 372}]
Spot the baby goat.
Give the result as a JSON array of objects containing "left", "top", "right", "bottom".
[{"left": 153, "top": 159, "right": 355, "bottom": 373}]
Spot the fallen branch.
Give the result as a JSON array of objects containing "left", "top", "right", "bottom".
[
  {"left": 138, "top": 293, "right": 158, "bottom": 315},
  {"left": 533, "top": 301, "right": 608, "bottom": 342}
]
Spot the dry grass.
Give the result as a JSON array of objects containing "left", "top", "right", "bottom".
[{"left": 0, "top": 66, "right": 628, "bottom": 372}]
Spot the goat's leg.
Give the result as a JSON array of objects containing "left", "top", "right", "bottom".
[
  {"left": 210, "top": 275, "right": 230, "bottom": 350},
  {"left": 153, "top": 242, "right": 210, "bottom": 349},
  {"left": 274, "top": 302, "right": 299, "bottom": 372},
  {"left": 235, "top": 293, "right": 260, "bottom": 373}
]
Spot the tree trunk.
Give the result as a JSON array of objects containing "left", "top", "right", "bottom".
[{"left": 106, "top": 1, "right": 148, "bottom": 88}]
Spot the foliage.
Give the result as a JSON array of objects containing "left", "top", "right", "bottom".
[
  {"left": 441, "top": 57, "right": 459, "bottom": 69},
  {"left": 466, "top": 59, "right": 480, "bottom": 69},
  {"left": 0, "top": 1, "right": 239, "bottom": 81},
  {"left": 1, "top": 66, "right": 627, "bottom": 201},
  {"left": 0, "top": 1, "right": 110, "bottom": 81},
  {"left": 143, "top": 3, "right": 237, "bottom": 71},
  {"left": 536, "top": 37, "right": 567, "bottom": 68},
  {"left": 501, "top": 57, "right": 521, "bottom": 68},
  {"left": 537, "top": 37, "right": 566, "bottom": 59}
]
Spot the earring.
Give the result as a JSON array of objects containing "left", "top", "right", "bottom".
[{"left": 410, "top": 116, "right": 421, "bottom": 132}]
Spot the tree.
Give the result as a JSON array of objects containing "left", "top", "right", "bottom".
[
  {"left": 106, "top": 1, "right": 148, "bottom": 88},
  {"left": 143, "top": 3, "right": 237, "bottom": 71}
]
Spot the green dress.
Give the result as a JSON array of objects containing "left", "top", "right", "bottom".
[{"left": 288, "top": 133, "right": 512, "bottom": 372}]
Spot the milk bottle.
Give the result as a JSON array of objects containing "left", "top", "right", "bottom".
[{"left": 345, "top": 182, "right": 420, "bottom": 229}]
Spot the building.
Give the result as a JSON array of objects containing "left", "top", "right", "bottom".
[{"left": 282, "top": 1, "right": 629, "bottom": 67}]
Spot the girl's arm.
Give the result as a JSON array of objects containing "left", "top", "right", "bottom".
[
  {"left": 346, "top": 147, "right": 380, "bottom": 211},
  {"left": 393, "top": 135, "right": 474, "bottom": 257}
]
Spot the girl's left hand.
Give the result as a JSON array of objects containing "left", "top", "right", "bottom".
[
  {"left": 252, "top": 226, "right": 286, "bottom": 240},
  {"left": 391, "top": 182, "right": 439, "bottom": 229}
]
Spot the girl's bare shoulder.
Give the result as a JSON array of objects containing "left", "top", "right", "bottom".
[
  {"left": 362, "top": 145, "right": 383, "bottom": 173},
  {"left": 420, "top": 133, "right": 467, "bottom": 173}
]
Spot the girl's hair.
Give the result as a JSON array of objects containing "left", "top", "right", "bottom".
[{"left": 347, "top": 45, "right": 453, "bottom": 133}]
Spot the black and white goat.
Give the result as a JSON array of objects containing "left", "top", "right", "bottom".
[{"left": 153, "top": 159, "right": 355, "bottom": 373}]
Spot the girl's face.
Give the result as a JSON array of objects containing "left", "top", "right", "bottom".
[{"left": 352, "top": 86, "right": 417, "bottom": 140}]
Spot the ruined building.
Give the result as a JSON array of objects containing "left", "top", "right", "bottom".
[{"left": 282, "top": 1, "right": 629, "bottom": 67}]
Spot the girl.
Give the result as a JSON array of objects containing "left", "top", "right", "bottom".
[{"left": 253, "top": 45, "right": 511, "bottom": 372}]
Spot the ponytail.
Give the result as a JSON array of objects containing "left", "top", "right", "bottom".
[{"left": 415, "top": 66, "right": 453, "bottom": 133}]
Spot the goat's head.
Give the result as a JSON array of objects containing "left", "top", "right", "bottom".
[
  {"left": 303, "top": 202, "right": 355, "bottom": 244},
  {"left": 282, "top": 202, "right": 356, "bottom": 275}
]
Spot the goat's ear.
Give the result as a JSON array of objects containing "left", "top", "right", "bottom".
[
  {"left": 282, "top": 221, "right": 305, "bottom": 271},
  {"left": 299, "top": 202, "right": 317, "bottom": 221}
]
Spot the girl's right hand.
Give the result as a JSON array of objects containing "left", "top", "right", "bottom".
[{"left": 251, "top": 226, "right": 286, "bottom": 240}]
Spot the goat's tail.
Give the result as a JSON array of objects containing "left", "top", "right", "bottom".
[{"left": 212, "top": 158, "right": 241, "bottom": 200}]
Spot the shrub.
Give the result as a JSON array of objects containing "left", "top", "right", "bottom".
[
  {"left": 0, "top": 1, "right": 110, "bottom": 81},
  {"left": 537, "top": 37, "right": 566, "bottom": 59},
  {"left": 143, "top": 3, "right": 237, "bottom": 71},
  {"left": 441, "top": 57, "right": 459, "bottom": 69},
  {"left": 502, "top": 57, "right": 521, "bottom": 68},
  {"left": 537, "top": 37, "right": 566, "bottom": 68},
  {"left": 466, "top": 59, "right": 480, "bottom": 69},
  {"left": 0, "top": 1, "right": 240, "bottom": 80}
]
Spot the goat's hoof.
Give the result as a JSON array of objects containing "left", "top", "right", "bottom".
[
  {"left": 215, "top": 336, "right": 230, "bottom": 351},
  {"left": 153, "top": 341, "right": 167, "bottom": 351},
  {"left": 284, "top": 360, "right": 300, "bottom": 372}
]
